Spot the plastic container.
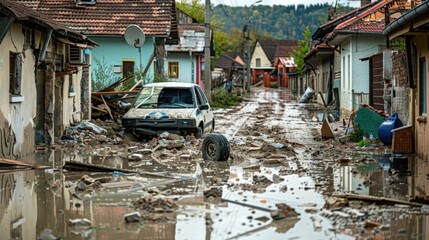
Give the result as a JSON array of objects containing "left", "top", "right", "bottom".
[{"left": 378, "top": 113, "right": 403, "bottom": 146}]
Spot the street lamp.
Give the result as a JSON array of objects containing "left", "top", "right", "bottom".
[{"left": 244, "top": 0, "right": 262, "bottom": 92}]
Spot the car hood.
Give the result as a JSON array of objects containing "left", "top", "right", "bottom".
[{"left": 123, "top": 108, "right": 196, "bottom": 120}]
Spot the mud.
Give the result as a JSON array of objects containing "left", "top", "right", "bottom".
[{"left": 1, "top": 88, "right": 428, "bottom": 240}]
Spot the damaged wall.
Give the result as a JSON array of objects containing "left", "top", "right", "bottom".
[
  {"left": 0, "top": 24, "right": 37, "bottom": 158},
  {"left": 1, "top": 23, "right": 91, "bottom": 156},
  {"left": 391, "top": 52, "right": 410, "bottom": 124}
]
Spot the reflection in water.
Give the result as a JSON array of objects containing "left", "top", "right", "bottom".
[{"left": 1, "top": 89, "right": 428, "bottom": 239}]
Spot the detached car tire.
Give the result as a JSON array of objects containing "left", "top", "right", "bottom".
[{"left": 202, "top": 133, "right": 230, "bottom": 161}]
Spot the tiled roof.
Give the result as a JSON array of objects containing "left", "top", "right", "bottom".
[
  {"left": 304, "top": 44, "right": 334, "bottom": 60},
  {"left": 257, "top": 38, "right": 298, "bottom": 63},
  {"left": 15, "top": 0, "right": 178, "bottom": 38},
  {"left": 214, "top": 52, "right": 245, "bottom": 69},
  {"left": 342, "top": 19, "right": 385, "bottom": 33},
  {"left": 312, "top": 1, "right": 379, "bottom": 40},
  {"left": 0, "top": 0, "right": 95, "bottom": 45}
]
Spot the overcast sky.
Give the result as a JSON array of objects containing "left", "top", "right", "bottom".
[{"left": 211, "top": 0, "right": 360, "bottom": 7}]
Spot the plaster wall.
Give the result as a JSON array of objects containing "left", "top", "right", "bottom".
[
  {"left": 164, "top": 52, "right": 198, "bottom": 83},
  {"left": 340, "top": 35, "right": 384, "bottom": 118},
  {"left": 250, "top": 42, "right": 272, "bottom": 69},
  {"left": 0, "top": 24, "right": 37, "bottom": 157},
  {"left": 90, "top": 37, "right": 155, "bottom": 83}
]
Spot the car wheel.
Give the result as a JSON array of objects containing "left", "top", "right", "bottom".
[
  {"left": 195, "top": 126, "right": 203, "bottom": 139},
  {"left": 202, "top": 133, "right": 230, "bottom": 161}
]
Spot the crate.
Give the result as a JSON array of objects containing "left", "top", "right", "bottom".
[{"left": 392, "top": 125, "right": 413, "bottom": 154}]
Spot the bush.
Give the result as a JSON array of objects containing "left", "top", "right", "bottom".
[
  {"left": 92, "top": 57, "right": 117, "bottom": 92},
  {"left": 270, "top": 84, "right": 279, "bottom": 88},
  {"left": 210, "top": 88, "right": 242, "bottom": 109}
]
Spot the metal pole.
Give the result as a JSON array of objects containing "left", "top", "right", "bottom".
[
  {"left": 246, "top": 18, "right": 251, "bottom": 92},
  {"left": 204, "top": 0, "right": 211, "bottom": 101},
  {"left": 139, "top": 46, "right": 143, "bottom": 84}
]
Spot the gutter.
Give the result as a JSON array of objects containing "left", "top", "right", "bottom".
[
  {"left": 38, "top": 29, "right": 53, "bottom": 62},
  {"left": 383, "top": 1, "right": 429, "bottom": 36},
  {"left": 326, "top": 30, "right": 383, "bottom": 43}
]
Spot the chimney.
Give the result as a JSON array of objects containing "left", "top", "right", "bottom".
[{"left": 361, "top": 0, "right": 371, "bottom": 6}]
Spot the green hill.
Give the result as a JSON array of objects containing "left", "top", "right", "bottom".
[{"left": 213, "top": 4, "right": 353, "bottom": 40}]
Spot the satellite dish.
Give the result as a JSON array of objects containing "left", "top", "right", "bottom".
[{"left": 124, "top": 24, "right": 145, "bottom": 48}]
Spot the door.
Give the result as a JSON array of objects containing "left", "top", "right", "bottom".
[{"left": 123, "top": 60, "right": 135, "bottom": 78}]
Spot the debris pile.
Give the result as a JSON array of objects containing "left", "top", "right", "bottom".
[
  {"left": 60, "top": 119, "right": 123, "bottom": 145},
  {"left": 132, "top": 196, "right": 179, "bottom": 213}
]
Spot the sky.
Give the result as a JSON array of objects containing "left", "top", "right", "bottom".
[{"left": 211, "top": 0, "right": 361, "bottom": 7}]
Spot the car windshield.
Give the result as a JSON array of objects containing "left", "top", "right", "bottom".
[{"left": 134, "top": 86, "right": 195, "bottom": 109}]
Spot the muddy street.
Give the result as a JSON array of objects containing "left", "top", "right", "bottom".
[{"left": 1, "top": 88, "right": 428, "bottom": 240}]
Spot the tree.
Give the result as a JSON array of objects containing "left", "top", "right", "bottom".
[{"left": 291, "top": 26, "right": 311, "bottom": 76}]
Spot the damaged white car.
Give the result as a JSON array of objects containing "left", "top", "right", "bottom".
[{"left": 122, "top": 82, "right": 214, "bottom": 139}]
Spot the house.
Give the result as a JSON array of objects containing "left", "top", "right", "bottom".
[
  {"left": 250, "top": 38, "right": 298, "bottom": 87},
  {"left": 17, "top": 0, "right": 179, "bottom": 87},
  {"left": 384, "top": 1, "right": 429, "bottom": 161},
  {"left": 0, "top": 0, "right": 96, "bottom": 158},
  {"left": 303, "top": 44, "right": 335, "bottom": 105},
  {"left": 214, "top": 52, "right": 245, "bottom": 79},
  {"left": 309, "top": 0, "right": 379, "bottom": 108},
  {"left": 165, "top": 24, "right": 205, "bottom": 87},
  {"left": 311, "top": 0, "right": 413, "bottom": 119},
  {"left": 273, "top": 57, "right": 297, "bottom": 88}
]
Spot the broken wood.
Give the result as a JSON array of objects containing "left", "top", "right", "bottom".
[
  {"left": 100, "top": 95, "right": 114, "bottom": 119},
  {"left": 321, "top": 116, "right": 335, "bottom": 139},
  {"left": 0, "top": 158, "right": 38, "bottom": 169},
  {"left": 91, "top": 105, "right": 109, "bottom": 113},
  {"left": 63, "top": 161, "right": 174, "bottom": 179},
  {"left": 222, "top": 198, "right": 275, "bottom": 213},
  {"left": 333, "top": 193, "right": 424, "bottom": 207},
  {"left": 92, "top": 91, "right": 138, "bottom": 96}
]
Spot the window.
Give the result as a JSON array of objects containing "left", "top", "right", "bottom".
[
  {"left": 9, "top": 52, "right": 22, "bottom": 96},
  {"left": 420, "top": 57, "right": 427, "bottom": 115},
  {"left": 195, "top": 86, "right": 208, "bottom": 104},
  {"left": 256, "top": 58, "right": 261, "bottom": 67},
  {"left": 168, "top": 62, "right": 179, "bottom": 78}
]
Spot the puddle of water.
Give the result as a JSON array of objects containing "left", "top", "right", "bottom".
[{"left": 1, "top": 88, "right": 428, "bottom": 239}]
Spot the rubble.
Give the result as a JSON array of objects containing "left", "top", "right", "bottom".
[{"left": 132, "top": 196, "right": 179, "bottom": 213}]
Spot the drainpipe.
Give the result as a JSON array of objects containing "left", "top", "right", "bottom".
[
  {"left": 38, "top": 29, "right": 53, "bottom": 62},
  {"left": 405, "top": 36, "right": 416, "bottom": 154},
  {"left": 189, "top": 50, "right": 194, "bottom": 83}
]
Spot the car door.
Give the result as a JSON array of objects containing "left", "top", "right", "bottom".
[{"left": 194, "top": 86, "right": 214, "bottom": 133}]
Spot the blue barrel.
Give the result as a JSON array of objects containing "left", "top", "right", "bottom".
[{"left": 378, "top": 113, "right": 403, "bottom": 146}]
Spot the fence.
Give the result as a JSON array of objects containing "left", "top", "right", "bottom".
[{"left": 352, "top": 90, "right": 370, "bottom": 110}]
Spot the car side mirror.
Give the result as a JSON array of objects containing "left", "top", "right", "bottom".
[{"left": 198, "top": 104, "right": 209, "bottom": 110}]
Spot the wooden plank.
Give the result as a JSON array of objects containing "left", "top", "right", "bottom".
[
  {"left": 63, "top": 161, "right": 174, "bottom": 179},
  {"left": 0, "top": 158, "right": 36, "bottom": 168},
  {"left": 333, "top": 193, "right": 423, "bottom": 207},
  {"left": 91, "top": 105, "right": 109, "bottom": 113},
  {"left": 92, "top": 91, "right": 138, "bottom": 95},
  {"left": 92, "top": 95, "right": 119, "bottom": 111},
  {"left": 98, "top": 76, "right": 129, "bottom": 92},
  {"left": 100, "top": 95, "right": 114, "bottom": 119}
]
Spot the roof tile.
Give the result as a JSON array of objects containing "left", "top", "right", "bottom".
[{"left": 15, "top": 0, "right": 177, "bottom": 37}]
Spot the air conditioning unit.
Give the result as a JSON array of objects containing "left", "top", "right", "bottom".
[
  {"left": 68, "top": 45, "right": 85, "bottom": 64},
  {"left": 76, "top": 0, "right": 96, "bottom": 5}
]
